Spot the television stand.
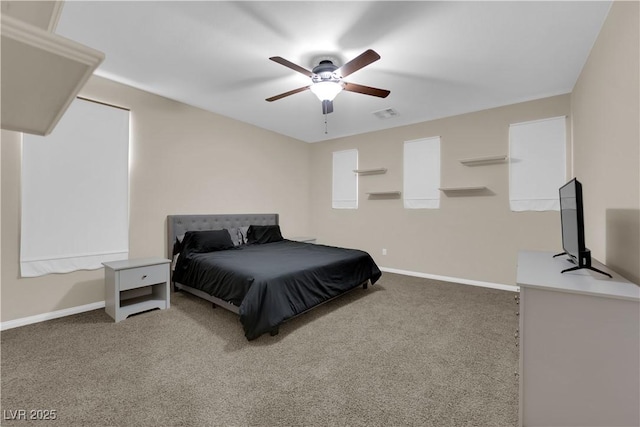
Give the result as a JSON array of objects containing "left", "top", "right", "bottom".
[
  {"left": 517, "top": 251, "right": 639, "bottom": 427},
  {"left": 552, "top": 250, "right": 613, "bottom": 278}
]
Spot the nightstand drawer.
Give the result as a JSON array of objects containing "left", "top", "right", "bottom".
[{"left": 119, "top": 264, "right": 167, "bottom": 291}]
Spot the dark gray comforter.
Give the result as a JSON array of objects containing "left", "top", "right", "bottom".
[{"left": 173, "top": 240, "right": 381, "bottom": 340}]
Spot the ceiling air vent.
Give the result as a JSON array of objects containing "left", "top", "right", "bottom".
[{"left": 372, "top": 108, "right": 399, "bottom": 120}]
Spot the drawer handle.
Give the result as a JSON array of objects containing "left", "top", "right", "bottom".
[{"left": 142, "top": 275, "right": 147, "bottom": 280}]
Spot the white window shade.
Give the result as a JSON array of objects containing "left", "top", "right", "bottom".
[
  {"left": 21, "top": 98, "right": 129, "bottom": 277},
  {"left": 509, "top": 116, "right": 566, "bottom": 212},
  {"left": 332, "top": 149, "right": 358, "bottom": 209},
  {"left": 403, "top": 137, "right": 441, "bottom": 209}
]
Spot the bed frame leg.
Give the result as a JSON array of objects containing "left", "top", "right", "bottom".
[
  {"left": 270, "top": 326, "right": 279, "bottom": 337},
  {"left": 362, "top": 281, "right": 368, "bottom": 290},
  {"left": 211, "top": 303, "right": 217, "bottom": 309}
]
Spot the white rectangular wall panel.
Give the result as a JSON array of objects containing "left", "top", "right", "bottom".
[
  {"left": 403, "top": 137, "right": 441, "bottom": 209},
  {"left": 332, "top": 149, "right": 358, "bottom": 209},
  {"left": 21, "top": 98, "right": 129, "bottom": 277},
  {"left": 509, "top": 116, "right": 566, "bottom": 211}
]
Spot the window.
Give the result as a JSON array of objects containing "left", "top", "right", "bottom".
[
  {"left": 403, "top": 137, "right": 441, "bottom": 209},
  {"left": 509, "top": 116, "right": 566, "bottom": 211},
  {"left": 21, "top": 98, "right": 130, "bottom": 277},
  {"left": 332, "top": 149, "right": 358, "bottom": 209}
]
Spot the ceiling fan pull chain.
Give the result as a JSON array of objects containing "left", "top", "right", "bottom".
[{"left": 324, "top": 113, "right": 328, "bottom": 134}]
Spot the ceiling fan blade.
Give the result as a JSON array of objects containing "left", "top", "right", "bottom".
[
  {"left": 337, "top": 49, "right": 381, "bottom": 78},
  {"left": 265, "top": 85, "right": 311, "bottom": 102},
  {"left": 269, "top": 56, "right": 313, "bottom": 77},
  {"left": 343, "top": 82, "right": 390, "bottom": 98}
]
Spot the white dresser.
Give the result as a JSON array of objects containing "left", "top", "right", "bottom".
[
  {"left": 517, "top": 251, "right": 639, "bottom": 427},
  {"left": 103, "top": 257, "right": 171, "bottom": 322}
]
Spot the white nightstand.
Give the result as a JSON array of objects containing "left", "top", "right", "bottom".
[
  {"left": 289, "top": 236, "right": 316, "bottom": 243},
  {"left": 103, "top": 257, "right": 171, "bottom": 322}
]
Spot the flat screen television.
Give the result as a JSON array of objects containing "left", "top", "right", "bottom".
[{"left": 554, "top": 178, "right": 611, "bottom": 278}]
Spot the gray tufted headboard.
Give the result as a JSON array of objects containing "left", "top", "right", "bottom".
[{"left": 167, "top": 213, "right": 279, "bottom": 258}]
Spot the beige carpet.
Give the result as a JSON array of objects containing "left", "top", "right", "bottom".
[{"left": 1, "top": 273, "right": 519, "bottom": 426}]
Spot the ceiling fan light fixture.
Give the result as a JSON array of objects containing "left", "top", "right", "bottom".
[
  {"left": 310, "top": 81, "right": 343, "bottom": 101},
  {"left": 267, "top": 50, "right": 388, "bottom": 114}
]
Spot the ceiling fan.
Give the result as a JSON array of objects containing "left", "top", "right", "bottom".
[{"left": 265, "top": 49, "right": 390, "bottom": 114}]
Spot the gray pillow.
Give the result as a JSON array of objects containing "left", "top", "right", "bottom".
[
  {"left": 238, "top": 226, "right": 250, "bottom": 245},
  {"left": 227, "top": 227, "right": 242, "bottom": 247}
]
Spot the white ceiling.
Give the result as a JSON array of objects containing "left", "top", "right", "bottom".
[{"left": 55, "top": 1, "right": 611, "bottom": 143}]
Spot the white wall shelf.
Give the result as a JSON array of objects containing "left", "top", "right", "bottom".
[
  {"left": 354, "top": 168, "right": 387, "bottom": 175},
  {"left": 439, "top": 186, "right": 487, "bottom": 192},
  {"left": 459, "top": 155, "right": 508, "bottom": 166},
  {"left": 366, "top": 191, "right": 401, "bottom": 197}
]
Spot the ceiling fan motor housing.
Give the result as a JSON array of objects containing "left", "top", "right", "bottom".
[{"left": 312, "top": 60, "right": 341, "bottom": 83}]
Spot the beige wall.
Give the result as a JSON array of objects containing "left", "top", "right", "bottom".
[
  {"left": 3, "top": 1, "right": 638, "bottom": 323},
  {"left": 309, "top": 95, "right": 571, "bottom": 286},
  {"left": 571, "top": 0, "right": 640, "bottom": 284},
  {"left": 1, "top": 76, "right": 311, "bottom": 322}
]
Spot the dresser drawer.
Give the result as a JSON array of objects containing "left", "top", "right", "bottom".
[{"left": 119, "top": 264, "right": 167, "bottom": 291}]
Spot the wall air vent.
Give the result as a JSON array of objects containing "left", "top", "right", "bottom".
[{"left": 372, "top": 108, "right": 399, "bottom": 120}]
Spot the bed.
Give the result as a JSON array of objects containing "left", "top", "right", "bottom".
[{"left": 167, "top": 214, "right": 382, "bottom": 340}]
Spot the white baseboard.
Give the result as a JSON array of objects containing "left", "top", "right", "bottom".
[
  {"left": 0, "top": 269, "right": 516, "bottom": 331},
  {"left": 0, "top": 301, "right": 106, "bottom": 331},
  {"left": 380, "top": 267, "right": 519, "bottom": 292}
]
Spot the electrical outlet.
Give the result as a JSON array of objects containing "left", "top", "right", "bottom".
[{"left": 382, "top": 248, "right": 387, "bottom": 255}]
